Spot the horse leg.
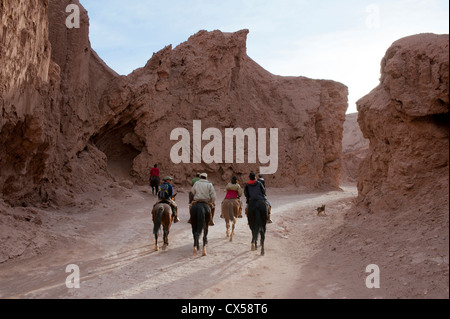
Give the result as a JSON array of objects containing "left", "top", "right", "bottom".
[
  {"left": 230, "top": 219, "right": 236, "bottom": 242},
  {"left": 260, "top": 229, "right": 265, "bottom": 256},
  {"left": 193, "top": 235, "right": 199, "bottom": 256},
  {"left": 252, "top": 230, "right": 259, "bottom": 252},
  {"left": 226, "top": 219, "right": 230, "bottom": 238},
  {"left": 202, "top": 244, "right": 207, "bottom": 256},
  {"left": 202, "top": 226, "right": 208, "bottom": 256},
  {"left": 162, "top": 227, "right": 169, "bottom": 249},
  {"left": 155, "top": 232, "right": 159, "bottom": 251}
]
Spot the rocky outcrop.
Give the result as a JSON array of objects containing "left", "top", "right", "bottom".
[
  {"left": 95, "top": 29, "right": 348, "bottom": 189},
  {"left": 357, "top": 33, "right": 449, "bottom": 214},
  {"left": 340, "top": 113, "right": 369, "bottom": 185},
  {"left": 1, "top": 0, "right": 118, "bottom": 207},
  {"left": 1, "top": 0, "right": 348, "bottom": 209},
  {"left": 0, "top": 0, "right": 58, "bottom": 205}
]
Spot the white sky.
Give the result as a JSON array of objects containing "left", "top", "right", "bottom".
[{"left": 81, "top": 0, "right": 449, "bottom": 114}]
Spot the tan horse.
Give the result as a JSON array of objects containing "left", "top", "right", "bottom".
[{"left": 221, "top": 199, "right": 241, "bottom": 242}]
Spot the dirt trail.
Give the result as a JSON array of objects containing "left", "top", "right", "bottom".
[{"left": 0, "top": 186, "right": 373, "bottom": 299}]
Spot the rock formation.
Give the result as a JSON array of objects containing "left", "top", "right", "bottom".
[
  {"left": 97, "top": 29, "right": 348, "bottom": 189},
  {"left": 340, "top": 113, "right": 369, "bottom": 185},
  {"left": 1, "top": 0, "right": 120, "bottom": 207},
  {"left": 357, "top": 33, "right": 449, "bottom": 214},
  {"left": 1, "top": 0, "right": 348, "bottom": 210}
]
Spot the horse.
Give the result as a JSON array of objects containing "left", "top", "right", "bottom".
[
  {"left": 247, "top": 200, "right": 268, "bottom": 256},
  {"left": 152, "top": 194, "right": 176, "bottom": 251},
  {"left": 150, "top": 176, "right": 160, "bottom": 196},
  {"left": 190, "top": 202, "right": 211, "bottom": 256},
  {"left": 221, "top": 199, "right": 241, "bottom": 241}
]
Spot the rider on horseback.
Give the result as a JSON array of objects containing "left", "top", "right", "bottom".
[
  {"left": 221, "top": 176, "right": 243, "bottom": 218},
  {"left": 189, "top": 173, "right": 217, "bottom": 226},
  {"left": 150, "top": 164, "right": 160, "bottom": 180},
  {"left": 155, "top": 176, "right": 180, "bottom": 223},
  {"left": 149, "top": 164, "right": 160, "bottom": 195},
  {"left": 244, "top": 172, "right": 271, "bottom": 223}
]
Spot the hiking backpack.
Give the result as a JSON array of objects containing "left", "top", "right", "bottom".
[{"left": 158, "top": 183, "right": 170, "bottom": 200}]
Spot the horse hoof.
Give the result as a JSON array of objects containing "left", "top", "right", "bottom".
[
  {"left": 251, "top": 243, "right": 256, "bottom": 251},
  {"left": 202, "top": 248, "right": 207, "bottom": 256},
  {"left": 261, "top": 251, "right": 265, "bottom": 256},
  {"left": 155, "top": 246, "right": 159, "bottom": 252},
  {"left": 193, "top": 248, "right": 197, "bottom": 256}
]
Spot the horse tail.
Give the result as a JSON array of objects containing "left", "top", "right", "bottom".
[
  {"left": 227, "top": 201, "right": 235, "bottom": 222},
  {"left": 153, "top": 206, "right": 164, "bottom": 235},
  {"left": 254, "top": 204, "right": 262, "bottom": 234},
  {"left": 254, "top": 201, "right": 266, "bottom": 236},
  {"left": 194, "top": 205, "right": 206, "bottom": 237}
]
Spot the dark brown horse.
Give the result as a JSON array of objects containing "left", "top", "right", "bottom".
[
  {"left": 150, "top": 176, "right": 160, "bottom": 196},
  {"left": 152, "top": 195, "right": 176, "bottom": 251},
  {"left": 190, "top": 202, "right": 211, "bottom": 256},
  {"left": 247, "top": 200, "right": 267, "bottom": 256}
]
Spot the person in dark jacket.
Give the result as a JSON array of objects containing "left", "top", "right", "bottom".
[
  {"left": 244, "top": 172, "right": 270, "bottom": 224},
  {"left": 154, "top": 176, "right": 180, "bottom": 223}
]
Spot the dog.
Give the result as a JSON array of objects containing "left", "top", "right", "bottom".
[{"left": 316, "top": 204, "right": 327, "bottom": 217}]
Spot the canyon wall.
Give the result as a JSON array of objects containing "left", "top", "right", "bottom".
[
  {"left": 96, "top": 29, "right": 348, "bottom": 189},
  {"left": 1, "top": 0, "right": 348, "bottom": 209},
  {"left": 340, "top": 113, "right": 369, "bottom": 185},
  {"left": 357, "top": 33, "right": 449, "bottom": 214},
  {"left": 1, "top": 0, "right": 120, "bottom": 207}
]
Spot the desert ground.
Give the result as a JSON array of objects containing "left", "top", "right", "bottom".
[{"left": 0, "top": 181, "right": 447, "bottom": 299}]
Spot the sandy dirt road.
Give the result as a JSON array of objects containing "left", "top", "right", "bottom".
[{"left": 0, "top": 185, "right": 391, "bottom": 299}]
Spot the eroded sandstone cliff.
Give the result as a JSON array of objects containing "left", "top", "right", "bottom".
[
  {"left": 357, "top": 33, "right": 449, "bottom": 215},
  {"left": 1, "top": 0, "right": 348, "bottom": 210},
  {"left": 96, "top": 29, "right": 348, "bottom": 189},
  {"left": 1, "top": 0, "right": 119, "bottom": 207}
]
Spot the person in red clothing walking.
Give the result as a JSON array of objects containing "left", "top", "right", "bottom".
[{"left": 149, "top": 164, "right": 160, "bottom": 195}]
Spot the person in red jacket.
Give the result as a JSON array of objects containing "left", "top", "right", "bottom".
[
  {"left": 149, "top": 164, "right": 160, "bottom": 195},
  {"left": 150, "top": 164, "right": 160, "bottom": 179}
]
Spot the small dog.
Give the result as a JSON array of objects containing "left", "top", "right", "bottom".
[{"left": 316, "top": 205, "right": 327, "bottom": 217}]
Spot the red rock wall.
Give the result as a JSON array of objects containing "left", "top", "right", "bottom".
[
  {"left": 357, "top": 33, "right": 449, "bottom": 214},
  {"left": 1, "top": 1, "right": 348, "bottom": 207},
  {"left": 96, "top": 30, "right": 348, "bottom": 189},
  {"left": 0, "top": 0, "right": 59, "bottom": 205},
  {"left": 1, "top": 0, "right": 118, "bottom": 206}
]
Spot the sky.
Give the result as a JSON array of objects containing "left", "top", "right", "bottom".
[{"left": 81, "top": 0, "right": 449, "bottom": 114}]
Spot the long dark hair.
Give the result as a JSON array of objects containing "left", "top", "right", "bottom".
[{"left": 231, "top": 176, "right": 238, "bottom": 184}]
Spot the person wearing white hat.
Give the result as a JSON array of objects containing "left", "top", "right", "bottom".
[{"left": 189, "top": 173, "right": 217, "bottom": 225}]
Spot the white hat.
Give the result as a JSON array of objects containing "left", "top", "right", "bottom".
[{"left": 200, "top": 173, "right": 208, "bottom": 178}]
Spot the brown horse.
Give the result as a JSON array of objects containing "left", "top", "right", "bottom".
[
  {"left": 152, "top": 195, "right": 176, "bottom": 251},
  {"left": 221, "top": 199, "right": 241, "bottom": 242}
]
